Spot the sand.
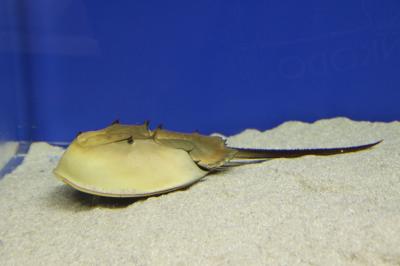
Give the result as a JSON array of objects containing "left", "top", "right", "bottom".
[
  {"left": 0, "top": 118, "right": 399, "bottom": 265},
  {"left": 0, "top": 142, "right": 18, "bottom": 171}
]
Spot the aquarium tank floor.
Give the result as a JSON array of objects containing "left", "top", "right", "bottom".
[{"left": 0, "top": 118, "right": 399, "bottom": 265}]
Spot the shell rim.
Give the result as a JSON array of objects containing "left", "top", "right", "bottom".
[{"left": 53, "top": 170, "right": 208, "bottom": 198}]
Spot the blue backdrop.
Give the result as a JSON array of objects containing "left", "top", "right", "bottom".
[{"left": 1, "top": 0, "right": 399, "bottom": 142}]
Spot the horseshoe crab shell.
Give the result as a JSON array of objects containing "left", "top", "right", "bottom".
[{"left": 53, "top": 121, "right": 381, "bottom": 198}]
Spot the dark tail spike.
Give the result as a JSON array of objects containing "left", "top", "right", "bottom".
[{"left": 233, "top": 140, "right": 382, "bottom": 159}]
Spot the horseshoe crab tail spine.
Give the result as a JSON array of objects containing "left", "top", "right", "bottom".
[{"left": 232, "top": 140, "right": 382, "bottom": 159}]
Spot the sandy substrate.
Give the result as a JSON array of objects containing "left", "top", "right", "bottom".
[
  {"left": 0, "top": 118, "right": 399, "bottom": 265},
  {"left": 0, "top": 142, "right": 18, "bottom": 171}
]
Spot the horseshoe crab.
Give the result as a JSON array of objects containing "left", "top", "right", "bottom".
[{"left": 53, "top": 121, "right": 381, "bottom": 198}]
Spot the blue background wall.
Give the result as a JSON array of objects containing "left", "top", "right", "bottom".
[{"left": 1, "top": 0, "right": 400, "bottom": 142}]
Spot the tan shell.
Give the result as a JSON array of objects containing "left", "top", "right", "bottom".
[
  {"left": 54, "top": 122, "right": 237, "bottom": 197},
  {"left": 54, "top": 121, "right": 381, "bottom": 198}
]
